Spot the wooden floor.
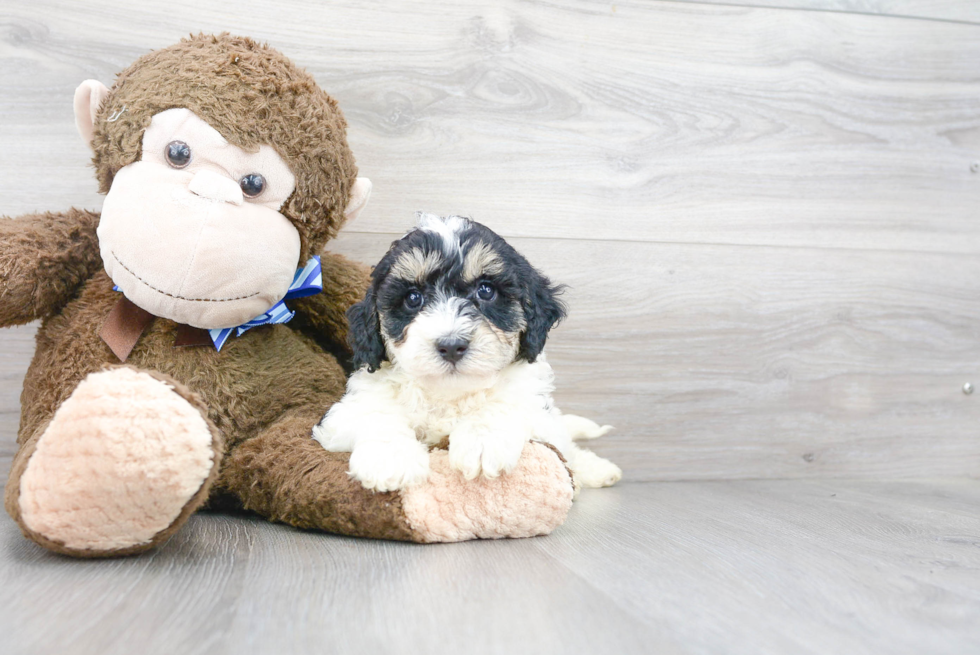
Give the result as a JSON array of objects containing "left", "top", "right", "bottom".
[
  {"left": 0, "top": 472, "right": 977, "bottom": 655},
  {"left": 2, "top": 1, "right": 980, "bottom": 653}
]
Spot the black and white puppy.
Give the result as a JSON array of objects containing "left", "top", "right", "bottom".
[{"left": 313, "top": 213, "right": 622, "bottom": 492}]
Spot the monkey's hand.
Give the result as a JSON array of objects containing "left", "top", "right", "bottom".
[
  {"left": 285, "top": 250, "right": 371, "bottom": 354},
  {"left": 0, "top": 209, "right": 102, "bottom": 327}
]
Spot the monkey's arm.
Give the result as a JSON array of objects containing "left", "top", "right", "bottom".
[
  {"left": 0, "top": 209, "right": 103, "bottom": 327},
  {"left": 286, "top": 251, "right": 371, "bottom": 353}
]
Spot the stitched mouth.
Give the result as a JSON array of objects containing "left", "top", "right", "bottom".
[{"left": 110, "top": 251, "right": 260, "bottom": 303}]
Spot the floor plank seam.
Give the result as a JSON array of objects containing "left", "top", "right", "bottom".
[
  {"left": 334, "top": 229, "right": 980, "bottom": 259},
  {"left": 657, "top": 0, "right": 980, "bottom": 28}
]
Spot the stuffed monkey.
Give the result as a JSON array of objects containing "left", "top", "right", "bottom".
[{"left": 0, "top": 34, "right": 573, "bottom": 557}]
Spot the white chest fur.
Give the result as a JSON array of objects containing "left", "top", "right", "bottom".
[
  {"left": 385, "top": 359, "right": 557, "bottom": 446},
  {"left": 313, "top": 358, "right": 556, "bottom": 450},
  {"left": 312, "top": 354, "right": 621, "bottom": 492}
]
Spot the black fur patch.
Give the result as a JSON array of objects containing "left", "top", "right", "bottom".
[
  {"left": 346, "top": 216, "right": 567, "bottom": 371},
  {"left": 346, "top": 287, "right": 386, "bottom": 372}
]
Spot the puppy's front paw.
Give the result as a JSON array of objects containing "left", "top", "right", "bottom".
[
  {"left": 449, "top": 423, "right": 526, "bottom": 480},
  {"left": 348, "top": 439, "right": 430, "bottom": 492}
]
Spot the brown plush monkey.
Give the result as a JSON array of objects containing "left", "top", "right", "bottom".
[{"left": 0, "top": 34, "right": 573, "bottom": 557}]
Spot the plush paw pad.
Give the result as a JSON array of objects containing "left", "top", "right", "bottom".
[
  {"left": 18, "top": 367, "right": 217, "bottom": 553},
  {"left": 348, "top": 438, "right": 430, "bottom": 492},
  {"left": 401, "top": 442, "right": 575, "bottom": 542}
]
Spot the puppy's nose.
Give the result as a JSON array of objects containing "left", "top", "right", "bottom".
[{"left": 436, "top": 338, "right": 469, "bottom": 364}]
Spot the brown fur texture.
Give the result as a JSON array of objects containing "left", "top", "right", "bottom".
[
  {"left": 15, "top": 268, "right": 353, "bottom": 452},
  {"left": 1, "top": 35, "right": 574, "bottom": 556},
  {"left": 286, "top": 251, "right": 371, "bottom": 359},
  {"left": 218, "top": 410, "right": 422, "bottom": 541},
  {"left": 91, "top": 34, "right": 357, "bottom": 262},
  {"left": 0, "top": 209, "right": 102, "bottom": 325}
]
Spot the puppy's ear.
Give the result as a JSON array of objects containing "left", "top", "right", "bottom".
[
  {"left": 346, "top": 289, "right": 387, "bottom": 372},
  {"left": 518, "top": 271, "right": 568, "bottom": 363}
]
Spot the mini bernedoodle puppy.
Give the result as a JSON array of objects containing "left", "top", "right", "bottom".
[{"left": 313, "top": 213, "right": 622, "bottom": 492}]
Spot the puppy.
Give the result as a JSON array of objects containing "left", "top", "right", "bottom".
[{"left": 313, "top": 213, "right": 622, "bottom": 492}]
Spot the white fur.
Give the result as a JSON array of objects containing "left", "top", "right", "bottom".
[
  {"left": 313, "top": 354, "right": 622, "bottom": 491},
  {"left": 415, "top": 212, "right": 468, "bottom": 257},
  {"left": 313, "top": 213, "right": 622, "bottom": 492},
  {"left": 385, "top": 294, "right": 516, "bottom": 388}
]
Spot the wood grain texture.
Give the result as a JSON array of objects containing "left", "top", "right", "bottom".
[
  {"left": 667, "top": 0, "right": 980, "bottom": 25},
  {"left": 326, "top": 231, "right": 980, "bottom": 481},
  {"left": 2, "top": 227, "right": 977, "bottom": 481},
  {"left": 2, "top": 3, "right": 980, "bottom": 653},
  {"left": 1, "top": 0, "right": 979, "bottom": 253},
  {"left": 1, "top": 477, "right": 978, "bottom": 655},
  {"left": 0, "top": 325, "right": 32, "bottom": 460},
  {"left": 1, "top": 2, "right": 978, "bottom": 479},
  {"left": 536, "top": 478, "right": 980, "bottom": 655}
]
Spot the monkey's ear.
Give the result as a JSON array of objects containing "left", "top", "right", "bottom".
[
  {"left": 344, "top": 177, "right": 373, "bottom": 224},
  {"left": 346, "top": 288, "right": 387, "bottom": 372},
  {"left": 73, "top": 80, "right": 111, "bottom": 150}
]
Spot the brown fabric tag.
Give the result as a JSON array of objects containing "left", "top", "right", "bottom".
[
  {"left": 174, "top": 324, "right": 213, "bottom": 348},
  {"left": 100, "top": 296, "right": 155, "bottom": 362}
]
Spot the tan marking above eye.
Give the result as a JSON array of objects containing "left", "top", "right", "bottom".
[
  {"left": 391, "top": 248, "right": 443, "bottom": 283},
  {"left": 463, "top": 241, "right": 504, "bottom": 282}
]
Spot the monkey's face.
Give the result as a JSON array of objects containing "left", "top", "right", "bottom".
[{"left": 98, "top": 108, "right": 301, "bottom": 329}]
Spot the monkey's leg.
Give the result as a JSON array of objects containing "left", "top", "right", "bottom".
[
  {"left": 4, "top": 367, "right": 223, "bottom": 557},
  {"left": 220, "top": 411, "right": 575, "bottom": 543}
]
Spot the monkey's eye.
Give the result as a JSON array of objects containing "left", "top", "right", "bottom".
[
  {"left": 477, "top": 282, "right": 496, "bottom": 301},
  {"left": 239, "top": 173, "right": 266, "bottom": 198},
  {"left": 405, "top": 289, "right": 424, "bottom": 310},
  {"left": 165, "top": 141, "right": 191, "bottom": 168}
]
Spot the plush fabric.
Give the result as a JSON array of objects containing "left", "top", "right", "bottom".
[
  {"left": 402, "top": 443, "right": 575, "bottom": 542},
  {"left": 89, "top": 34, "right": 357, "bottom": 263},
  {"left": 0, "top": 34, "right": 576, "bottom": 557},
  {"left": 0, "top": 208, "right": 103, "bottom": 325},
  {"left": 16, "top": 368, "right": 220, "bottom": 555}
]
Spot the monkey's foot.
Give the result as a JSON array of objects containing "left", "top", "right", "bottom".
[
  {"left": 400, "top": 442, "right": 575, "bottom": 542},
  {"left": 15, "top": 367, "right": 221, "bottom": 556}
]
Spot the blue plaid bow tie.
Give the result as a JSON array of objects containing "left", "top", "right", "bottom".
[
  {"left": 208, "top": 256, "right": 323, "bottom": 350},
  {"left": 114, "top": 256, "right": 323, "bottom": 352}
]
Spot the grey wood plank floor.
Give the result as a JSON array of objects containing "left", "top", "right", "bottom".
[
  {"left": 2, "top": 471, "right": 978, "bottom": 655},
  {"left": 2, "top": 2, "right": 979, "bottom": 654},
  {"left": 4, "top": 0, "right": 979, "bottom": 482}
]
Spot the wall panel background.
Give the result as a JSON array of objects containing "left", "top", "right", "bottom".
[{"left": 1, "top": 0, "right": 977, "bottom": 480}]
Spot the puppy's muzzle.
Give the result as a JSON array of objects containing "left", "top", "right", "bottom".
[{"left": 436, "top": 338, "right": 469, "bottom": 364}]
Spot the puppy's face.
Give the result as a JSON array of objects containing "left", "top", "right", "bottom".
[{"left": 348, "top": 214, "right": 566, "bottom": 390}]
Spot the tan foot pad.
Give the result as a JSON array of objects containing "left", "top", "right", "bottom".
[
  {"left": 402, "top": 442, "right": 575, "bottom": 542},
  {"left": 18, "top": 368, "right": 217, "bottom": 553}
]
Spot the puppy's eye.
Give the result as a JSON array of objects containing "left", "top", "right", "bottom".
[
  {"left": 165, "top": 140, "right": 191, "bottom": 168},
  {"left": 477, "top": 282, "right": 496, "bottom": 301},
  {"left": 405, "top": 290, "right": 424, "bottom": 310},
  {"left": 240, "top": 173, "right": 266, "bottom": 198}
]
